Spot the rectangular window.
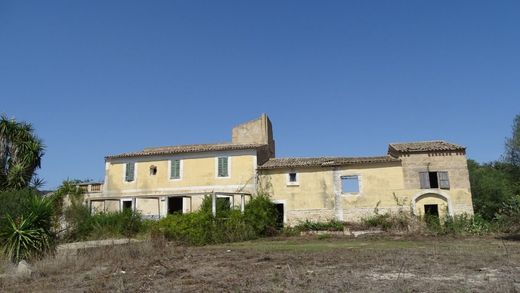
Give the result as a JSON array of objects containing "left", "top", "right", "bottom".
[
  {"left": 286, "top": 171, "right": 298, "bottom": 185},
  {"left": 170, "top": 159, "right": 181, "bottom": 179},
  {"left": 341, "top": 176, "right": 359, "bottom": 193},
  {"left": 217, "top": 157, "right": 229, "bottom": 177},
  {"left": 419, "top": 171, "right": 450, "bottom": 189},
  {"left": 122, "top": 199, "right": 133, "bottom": 211},
  {"left": 125, "top": 162, "right": 135, "bottom": 182}
]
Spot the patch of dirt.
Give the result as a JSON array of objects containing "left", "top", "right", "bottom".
[{"left": 0, "top": 236, "right": 519, "bottom": 292}]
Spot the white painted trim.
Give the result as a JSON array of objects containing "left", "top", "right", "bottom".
[
  {"left": 340, "top": 174, "right": 362, "bottom": 196},
  {"left": 411, "top": 190, "right": 453, "bottom": 216},
  {"left": 215, "top": 156, "right": 231, "bottom": 179},
  {"left": 167, "top": 158, "right": 183, "bottom": 181},
  {"left": 103, "top": 162, "right": 110, "bottom": 193},
  {"left": 286, "top": 171, "right": 299, "bottom": 186},
  {"left": 103, "top": 184, "right": 256, "bottom": 196},
  {"left": 272, "top": 199, "right": 287, "bottom": 224}
]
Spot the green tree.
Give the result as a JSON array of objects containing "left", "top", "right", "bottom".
[
  {"left": 0, "top": 115, "right": 45, "bottom": 190},
  {"left": 504, "top": 114, "right": 520, "bottom": 167},
  {"left": 468, "top": 160, "right": 514, "bottom": 220}
]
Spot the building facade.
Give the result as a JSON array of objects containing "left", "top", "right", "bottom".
[{"left": 82, "top": 114, "right": 474, "bottom": 225}]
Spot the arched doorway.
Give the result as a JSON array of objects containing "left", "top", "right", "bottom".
[{"left": 412, "top": 191, "right": 453, "bottom": 221}]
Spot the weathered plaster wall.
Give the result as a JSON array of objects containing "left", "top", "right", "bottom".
[
  {"left": 260, "top": 157, "right": 474, "bottom": 225},
  {"left": 105, "top": 150, "right": 257, "bottom": 197}
]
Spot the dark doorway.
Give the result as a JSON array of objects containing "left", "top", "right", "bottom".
[
  {"left": 122, "top": 200, "right": 132, "bottom": 212},
  {"left": 274, "top": 203, "right": 284, "bottom": 228},
  {"left": 168, "top": 197, "right": 183, "bottom": 214},
  {"left": 424, "top": 204, "right": 440, "bottom": 225}
]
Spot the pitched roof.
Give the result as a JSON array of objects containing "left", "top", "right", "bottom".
[
  {"left": 257, "top": 156, "right": 399, "bottom": 170},
  {"left": 388, "top": 140, "right": 465, "bottom": 154},
  {"left": 106, "top": 143, "right": 266, "bottom": 159}
]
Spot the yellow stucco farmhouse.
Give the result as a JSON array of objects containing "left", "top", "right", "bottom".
[{"left": 81, "top": 114, "right": 474, "bottom": 225}]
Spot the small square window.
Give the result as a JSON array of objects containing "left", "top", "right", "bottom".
[
  {"left": 287, "top": 172, "right": 298, "bottom": 186},
  {"left": 341, "top": 176, "right": 359, "bottom": 193}
]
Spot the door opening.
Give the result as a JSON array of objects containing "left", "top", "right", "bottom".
[
  {"left": 168, "top": 197, "right": 183, "bottom": 214},
  {"left": 274, "top": 203, "right": 284, "bottom": 228},
  {"left": 424, "top": 204, "right": 440, "bottom": 225},
  {"left": 122, "top": 200, "right": 133, "bottom": 212}
]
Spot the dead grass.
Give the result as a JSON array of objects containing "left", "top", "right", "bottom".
[{"left": 1, "top": 235, "right": 519, "bottom": 292}]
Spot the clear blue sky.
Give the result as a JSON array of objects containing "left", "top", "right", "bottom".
[{"left": 1, "top": 1, "right": 519, "bottom": 189}]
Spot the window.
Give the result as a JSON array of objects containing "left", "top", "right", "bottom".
[
  {"left": 122, "top": 199, "right": 133, "bottom": 211},
  {"left": 125, "top": 162, "right": 135, "bottom": 182},
  {"left": 341, "top": 176, "right": 359, "bottom": 193},
  {"left": 286, "top": 171, "right": 298, "bottom": 185},
  {"left": 149, "top": 165, "right": 157, "bottom": 176},
  {"left": 217, "top": 157, "right": 229, "bottom": 177},
  {"left": 419, "top": 171, "right": 450, "bottom": 189},
  {"left": 170, "top": 159, "right": 181, "bottom": 179}
]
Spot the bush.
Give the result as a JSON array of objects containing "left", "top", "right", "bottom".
[
  {"left": 0, "top": 189, "right": 55, "bottom": 262},
  {"left": 155, "top": 193, "right": 278, "bottom": 245},
  {"left": 361, "top": 211, "right": 414, "bottom": 232},
  {"left": 438, "top": 214, "right": 492, "bottom": 236},
  {"left": 495, "top": 195, "right": 520, "bottom": 233},
  {"left": 295, "top": 219, "right": 345, "bottom": 232},
  {"left": 243, "top": 193, "right": 278, "bottom": 235},
  {"left": 64, "top": 205, "right": 145, "bottom": 241}
]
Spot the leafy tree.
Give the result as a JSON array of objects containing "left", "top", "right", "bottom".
[
  {"left": 504, "top": 114, "right": 520, "bottom": 167},
  {"left": 468, "top": 160, "right": 514, "bottom": 220},
  {"left": 0, "top": 115, "right": 45, "bottom": 190}
]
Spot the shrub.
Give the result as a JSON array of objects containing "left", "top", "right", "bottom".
[
  {"left": 495, "top": 195, "right": 520, "bottom": 233},
  {"left": 155, "top": 193, "right": 279, "bottom": 245},
  {"left": 0, "top": 189, "right": 55, "bottom": 262},
  {"left": 200, "top": 195, "right": 231, "bottom": 217},
  {"left": 295, "top": 219, "right": 345, "bottom": 232},
  {"left": 439, "top": 214, "right": 492, "bottom": 236},
  {"left": 156, "top": 212, "right": 215, "bottom": 245},
  {"left": 243, "top": 193, "right": 278, "bottom": 235},
  {"left": 64, "top": 207, "right": 145, "bottom": 241}
]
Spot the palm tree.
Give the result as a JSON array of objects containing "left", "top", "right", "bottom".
[{"left": 0, "top": 115, "right": 45, "bottom": 190}]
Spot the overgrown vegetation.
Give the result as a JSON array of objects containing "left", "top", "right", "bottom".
[
  {"left": 155, "top": 193, "right": 278, "bottom": 245},
  {"left": 0, "top": 189, "right": 55, "bottom": 262},
  {"left": 294, "top": 219, "right": 345, "bottom": 232}
]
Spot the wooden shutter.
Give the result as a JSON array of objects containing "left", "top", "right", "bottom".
[
  {"left": 126, "top": 163, "right": 135, "bottom": 182},
  {"left": 438, "top": 171, "right": 450, "bottom": 189},
  {"left": 218, "top": 157, "right": 228, "bottom": 177},
  {"left": 171, "top": 160, "right": 180, "bottom": 179},
  {"left": 419, "top": 172, "right": 430, "bottom": 189}
]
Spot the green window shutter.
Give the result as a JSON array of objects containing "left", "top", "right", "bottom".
[
  {"left": 218, "top": 157, "right": 228, "bottom": 177},
  {"left": 419, "top": 172, "right": 430, "bottom": 189},
  {"left": 125, "top": 163, "right": 135, "bottom": 182},
  {"left": 171, "top": 159, "right": 180, "bottom": 179},
  {"left": 438, "top": 171, "right": 450, "bottom": 189}
]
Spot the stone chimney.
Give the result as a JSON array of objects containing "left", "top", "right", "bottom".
[{"left": 232, "top": 114, "right": 275, "bottom": 159}]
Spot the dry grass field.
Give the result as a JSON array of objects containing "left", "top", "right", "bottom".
[{"left": 1, "top": 235, "right": 519, "bottom": 292}]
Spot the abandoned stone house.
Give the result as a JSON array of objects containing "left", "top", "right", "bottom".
[{"left": 81, "top": 114, "right": 474, "bottom": 225}]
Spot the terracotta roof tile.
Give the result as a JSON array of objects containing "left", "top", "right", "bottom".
[
  {"left": 106, "top": 143, "right": 266, "bottom": 159},
  {"left": 388, "top": 140, "right": 465, "bottom": 154},
  {"left": 257, "top": 156, "right": 399, "bottom": 170}
]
